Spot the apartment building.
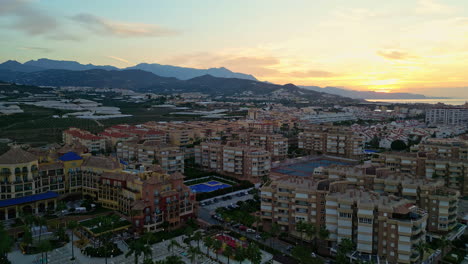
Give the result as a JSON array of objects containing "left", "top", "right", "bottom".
[
  {"left": 325, "top": 190, "right": 427, "bottom": 264},
  {"left": 322, "top": 164, "right": 460, "bottom": 235},
  {"left": 413, "top": 139, "right": 468, "bottom": 160},
  {"left": 0, "top": 147, "right": 195, "bottom": 231},
  {"left": 195, "top": 141, "right": 271, "bottom": 181},
  {"left": 260, "top": 176, "right": 347, "bottom": 235},
  {"left": 116, "top": 140, "right": 185, "bottom": 174},
  {"left": 298, "top": 125, "right": 364, "bottom": 159},
  {"left": 425, "top": 158, "right": 468, "bottom": 196},
  {"left": 63, "top": 127, "right": 106, "bottom": 152},
  {"left": 235, "top": 132, "right": 288, "bottom": 161},
  {"left": 372, "top": 152, "right": 429, "bottom": 177},
  {"left": 425, "top": 107, "right": 468, "bottom": 126},
  {"left": 105, "top": 124, "right": 167, "bottom": 144}
]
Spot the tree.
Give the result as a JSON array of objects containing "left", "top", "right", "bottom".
[
  {"left": 415, "top": 242, "right": 429, "bottom": 264},
  {"left": 126, "top": 240, "right": 151, "bottom": 264},
  {"left": 246, "top": 244, "right": 262, "bottom": 264},
  {"left": 167, "top": 239, "right": 180, "bottom": 256},
  {"left": 192, "top": 231, "right": 203, "bottom": 251},
  {"left": 305, "top": 223, "right": 316, "bottom": 243},
  {"left": 163, "top": 255, "right": 185, "bottom": 264},
  {"left": 260, "top": 232, "right": 271, "bottom": 248},
  {"left": 439, "top": 237, "right": 451, "bottom": 254},
  {"left": 296, "top": 221, "right": 307, "bottom": 244},
  {"left": 141, "top": 231, "right": 157, "bottom": 247},
  {"left": 223, "top": 246, "right": 233, "bottom": 264},
  {"left": 336, "top": 238, "right": 354, "bottom": 264},
  {"left": 38, "top": 240, "right": 52, "bottom": 264},
  {"left": 213, "top": 239, "right": 222, "bottom": 260},
  {"left": 22, "top": 226, "right": 33, "bottom": 251},
  {"left": 0, "top": 224, "right": 13, "bottom": 264},
  {"left": 67, "top": 220, "right": 79, "bottom": 260},
  {"left": 54, "top": 226, "right": 68, "bottom": 242},
  {"left": 56, "top": 201, "right": 67, "bottom": 214},
  {"left": 187, "top": 246, "right": 200, "bottom": 264},
  {"left": 391, "top": 140, "right": 407, "bottom": 151},
  {"left": 203, "top": 236, "right": 214, "bottom": 257},
  {"left": 234, "top": 247, "right": 246, "bottom": 264}
]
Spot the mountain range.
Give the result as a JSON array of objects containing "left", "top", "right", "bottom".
[
  {"left": 0, "top": 59, "right": 441, "bottom": 99},
  {"left": 0, "top": 59, "right": 256, "bottom": 81},
  {"left": 0, "top": 67, "right": 358, "bottom": 104}
]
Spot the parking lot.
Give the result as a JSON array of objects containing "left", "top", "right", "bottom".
[{"left": 200, "top": 191, "right": 253, "bottom": 211}]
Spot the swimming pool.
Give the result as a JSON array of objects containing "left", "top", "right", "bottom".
[{"left": 189, "top": 180, "right": 232, "bottom": 193}]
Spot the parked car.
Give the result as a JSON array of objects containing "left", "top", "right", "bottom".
[
  {"left": 213, "top": 198, "right": 219, "bottom": 203},
  {"left": 246, "top": 228, "right": 255, "bottom": 233},
  {"left": 255, "top": 234, "right": 261, "bottom": 239},
  {"left": 239, "top": 225, "right": 247, "bottom": 231},
  {"left": 286, "top": 246, "right": 293, "bottom": 252}
]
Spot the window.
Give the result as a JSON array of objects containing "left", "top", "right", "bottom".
[
  {"left": 359, "top": 218, "right": 372, "bottom": 224},
  {"left": 339, "top": 212, "right": 351, "bottom": 218}
]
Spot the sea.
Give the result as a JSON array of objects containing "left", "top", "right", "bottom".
[{"left": 365, "top": 98, "right": 468, "bottom": 106}]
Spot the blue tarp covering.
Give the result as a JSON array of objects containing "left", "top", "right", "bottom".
[
  {"left": 59, "top": 152, "right": 83, "bottom": 161},
  {"left": 0, "top": 191, "right": 59, "bottom": 208}
]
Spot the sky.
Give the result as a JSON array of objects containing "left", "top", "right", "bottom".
[{"left": 1, "top": 0, "right": 468, "bottom": 97}]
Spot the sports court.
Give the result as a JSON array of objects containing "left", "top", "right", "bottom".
[
  {"left": 272, "top": 158, "right": 353, "bottom": 177},
  {"left": 189, "top": 180, "right": 232, "bottom": 193}
]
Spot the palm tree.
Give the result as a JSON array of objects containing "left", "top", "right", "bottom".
[
  {"left": 126, "top": 240, "right": 151, "bottom": 264},
  {"left": 164, "top": 255, "right": 185, "bottom": 264},
  {"left": 22, "top": 225, "right": 33, "bottom": 252},
  {"left": 167, "top": 239, "right": 180, "bottom": 256},
  {"left": 270, "top": 223, "right": 280, "bottom": 241},
  {"left": 213, "top": 239, "right": 222, "bottom": 260},
  {"left": 203, "top": 236, "right": 214, "bottom": 257},
  {"left": 254, "top": 215, "right": 262, "bottom": 230},
  {"left": 234, "top": 247, "right": 246, "bottom": 264},
  {"left": 439, "top": 237, "right": 451, "bottom": 254},
  {"left": 35, "top": 216, "right": 47, "bottom": 260},
  {"left": 0, "top": 224, "right": 13, "bottom": 264},
  {"left": 67, "top": 220, "right": 79, "bottom": 260},
  {"left": 304, "top": 223, "right": 316, "bottom": 243},
  {"left": 415, "top": 242, "right": 429, "bottom": 264},
  {"left": 296, "top": 221, "right": 306, "bottom": 245},
  {"left": 141, "top": 231, "right": 157, "bottom": 248},
  {"left": 192, "top": 231, "right": 203, "bottom": 251},
  {"left": 187, "top": 246, "right": 200, "bottom": 264},
  {"left": 223, "top": 246, "right": 233, "bottom": 264},
  {"left": 38, "top": 240, "right": 52, "bottom": 264},
  {"left": 246, "top": 243, "right": 262, "bottom": 264}
]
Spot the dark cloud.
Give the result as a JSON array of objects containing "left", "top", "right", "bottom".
[
  {"left": 0, "top": 0, "right": 79, "bottom": 40},
  {"left": 70, "top": 13, "right": 180, "bottom": 38},
  {"left": 377, "top": 49, "right": 415, "bottom": 60}
]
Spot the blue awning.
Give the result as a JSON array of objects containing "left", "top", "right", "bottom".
[{"left": 0, "top": 191, "right": 59, "bottom": 208}]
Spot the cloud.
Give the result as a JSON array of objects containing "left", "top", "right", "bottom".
[
  {"left": 17, "top": 46, "right": 52, "bottom": 53},
  {"left": 71, "top": 13, "right": 179, "bottom": 38},
  {"left": 416, "top": 0, "right": 456, "bottom": 15},
  {"left": 376, "top": 49, "right": 416, "bottom": 60},
  {"left": 163, "top": 53, "right": 281, "bottom": 76},
  {"left": 0, "top": 0, "right": 79, "bottom": 40},
  {"left": 107, "top": 55, "right": 132, "bottom": 64},
  {"left": 288, "top": 70, "right": 339, "bottom": 78}
]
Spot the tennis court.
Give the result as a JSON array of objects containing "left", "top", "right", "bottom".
[
  {"left": 189, "top": 180, "right": 232, "bottom": 193},
  {"left": 273, "top": 158, "right": 353, "bottom": 177}
]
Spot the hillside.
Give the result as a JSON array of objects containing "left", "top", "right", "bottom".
[{"left": 0, "top": 69, "right": 357, "bottom": 103}]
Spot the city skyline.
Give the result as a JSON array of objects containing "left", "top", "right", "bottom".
[{"left": 1, "top": 0, "right": 468, "bottom": 97}]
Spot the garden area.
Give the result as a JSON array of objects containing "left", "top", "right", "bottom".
[{"left": 80, "top": 214, "right": 131, "bottom": 236}]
